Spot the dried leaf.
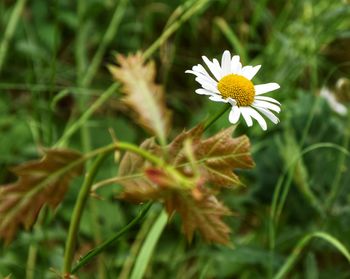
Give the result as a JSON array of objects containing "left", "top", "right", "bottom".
[
  {"left": 165, "top": 191, "right": 232, "bottom": 244},
  {"left": 169, "top": 125, "right": 255, "bottom": 187},
  {"left": 0, "top": 148, "right": 83, "bottom": 243},
  {"left": 118, "top": 138, "right": 165, "bottom": 203},
  {"left": 117, "top": 126, "right": 254, "bottom": 244},
  {"left": 108, "top": 53, "right": 171, "bottom": 143}
]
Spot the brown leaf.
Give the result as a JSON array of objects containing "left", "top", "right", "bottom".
[
  {"left": 108, "top": 53, "right": 172, "bottom": 143},
  {"left": 169, "top": 125, "right": 255, "bottom": 187},
  {"left": 165, "top": 190, "right": 232, "bottom": 244},
  {"left": 0, "top": 148, "right": 83, "bottom": 243},
  {"left": 117, "top": 127, "right": 254, "bottom": 244},
  {"left": 118, "top": 139, "right": 166, "bottom": 203}
]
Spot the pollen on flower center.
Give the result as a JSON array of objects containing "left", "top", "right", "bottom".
[{"left": 217, "top": 74, "right": 255, "bottom": 106}]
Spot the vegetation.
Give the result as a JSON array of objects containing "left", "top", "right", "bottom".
[{"left": 0, "top": 0, "right": 350, "bottom": 278}]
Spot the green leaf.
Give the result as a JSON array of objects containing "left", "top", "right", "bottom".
[{"left": 130, "top": 210, "right": 168, "bottom": 279}]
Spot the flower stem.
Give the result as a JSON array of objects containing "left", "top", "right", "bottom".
[
  {"left": 63, "top": 152, "right": 109, "bottom": 274},
  {"left": 62, "top": 140, "right": 167, "bottom": 274},
  {"left": 55, "top": 83, "right": 119, "bottom": 148},
  {"left": 203, "top": 103, "right": 231, "bottom": 131},
  {"left": 143, "top": 0, "right": 209, "bottom": 59},
  {"left": 0, "top": 0, "right": 27, "bottom": 73},
  {"left": 71, "top": 202, "right": 153, "bottom": 274}
]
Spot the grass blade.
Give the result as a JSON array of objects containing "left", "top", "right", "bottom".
[
  {"left": 130, "top": 210, "right": 167, "bottom": 279},
  {"left": 273, "top": 231, "right": 350, "bottom": 279}
]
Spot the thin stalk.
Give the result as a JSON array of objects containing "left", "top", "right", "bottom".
[
  {"left": 62, "top": 140, "right": 170, "bottom": 274},
  {"left": 130, "top": 210, "right": 168, "bottom": 279},
  {"left": 55, "top": 83, "right": 119, "bottom": 148},
  {"left": 214, "top": 17, "right": 248, "bottom": 62},
  {"left": 89, "top": 199, "right": 106, "bottom": 279},
  {"left": 63, "top": 153, "right": 109, "bottom": 274},
  {"left": 118, "top": 207, "right": 158, "bottom": 279},
  {"left": 0, "top": 0, "right": 27, "bottom": 74},
  {"left": 143, "top": 0, "right": 209, "bottom": 59},
  {"left": 71, "top": 202, "right": 153, "bottom": 274},
  {"left": 26, "top": 242, "right": 38, "bottom": 279},
  {"left": 203, "top": 104, "right": 231, "bottom": 131},
  {"left": 82, "top": 0, "right": 128, "bottom": 87},
  {"left": 273, "top": 231, "right": 350, "bottom": 279},
  {"left": 325, "top": 111, "right": 350, "bottom": 210},
  {"left": 25, "top": 207, "right": 48, "bottom": 279}
]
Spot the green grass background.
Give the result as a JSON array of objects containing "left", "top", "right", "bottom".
[{"left": 1, "top": 0, "right": 350, "bottom": 278}]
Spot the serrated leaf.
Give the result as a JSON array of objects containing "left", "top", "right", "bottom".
[
  {"left": 117, "top": 126, "right": 254, "bottom": 244},
  {"left": 108, "top": 53, "right": 171, "bottom": 144},
  {"left": 169, "top": 125, "right": 255, "bottom": 187},
  {"left": 0, "top": 148, "right": 83, "bottom": 243},
  {"left": 164, "top": 190, "right": 232, "bottom": 244}
]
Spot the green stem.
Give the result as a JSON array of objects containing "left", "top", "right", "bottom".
[
  {"left": 143, "top": 0, "right": 209, "bottom": 59},
  {"left": 273, "top": 231, "right": 350, "bottom": 279},
  {"left": 325, "top": 111, "right": 350, "bottom": 210},
  {"left": 0, "top": 0, "right": 27, "bottom": 74},
  {"left": 26, "top": 242, "right": 38, "bottom": 279},
  {"left": 203, "top": 104, "right": 231, "bottom": 131},
  {"left": 62, "top": 140, "right": 168, "bottom": 274},
  {"left": 118, "top": 208, "right": 158, "bottom": 279},
  {"left": 214, "top": 17, "right": 248, "bottom": 62},
  {"left": 71, "top": 202, "right": 153, "bottom": 274},
  {"left": 82, "top": 0, "right": 128, "bottom": 87},
  {"left": 55, "top": 83, "right": 119, "bottom": 148},
  {"left": 63, "top": 153, "right": 109, "bottom": 274}
]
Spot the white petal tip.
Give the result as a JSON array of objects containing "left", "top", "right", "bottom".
[{"left": 228, "top": 98, "right": 237, "bottom": 106}]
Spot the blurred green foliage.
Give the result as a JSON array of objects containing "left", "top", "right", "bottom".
[{"left": 1, "top": 0, "right": 350, "bottom": 278}]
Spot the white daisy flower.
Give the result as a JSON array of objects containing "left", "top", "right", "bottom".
[
  {"left": 186, "top": 50, "right": 281, "bottom": 130},
  {"left": 320, "top": 86, "right": 347, "bottom": 116}
]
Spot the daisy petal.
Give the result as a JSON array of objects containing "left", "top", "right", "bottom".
[
  {"left": 195, "top": 77, "right": 219, "bottom": 93},
  {"left": 240, "top": 107, "right": 253, "bottom": 127},
  {"left": 194, "top": 74, "right": 217, "bottom": 88},
  {"left": 213, "top": 58, "right": 224, "bottom": 79},
  {"left": 254, "top": 106, "right": 279, "bottom": 124},
  {"left": 202, "top": 56, "right": 222, "bottom": 81},
  {"left": 242, "top": 65, "right": 261, "bottom": 80},
  {"left": 209, "top": 95, "right": 228, "bottom": 103},
  {"left": 253, "top": 100, "right": 281, "bottom": 113},
  {"left": 231, "top": 55, "right": 242, "bottom": 74},
  {"left": 255, "top": 83, "right": 280, "bottom": 95},
  {"left": 195, "top": 89, "right": 217, "bottom": 96},
  {"left": 221, "top": 50, "right": 231, "bottom": 75},
  {"left": 185, "top": 70, "right": 207, "bottom": 79},
  {"left": 246, "top": 107, "right": 267, "bottom": 130},
  {"left": 193, "top": 64, "right": 218, "bottom": 83},
  {"left": 229, "top": 106, "right": 241, "bottom": 124},
  {"left": 255, "top": 95, "right": 281, "bottom": 105},
  {"left": 186, "top": 66, "right": 212, "bottom": 80},
  {"left": 227, "top": 97, "right": 237, "bottom": 106}
]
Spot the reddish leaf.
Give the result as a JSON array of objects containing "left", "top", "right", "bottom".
[
  {"left": 117, "top": 126, "right": 254, "bottom": 244},
  {"left": 169, "top": 125, "right": 255, "bottom": 187},
  {"left": 164, "top": 190, "right": 232, "bottom": 244},
  {"left": 108, "top": 53, "right": 172, "bottom": 143},
  {"left": 0, "top": 148, "right": 83, "bottom": 243}
]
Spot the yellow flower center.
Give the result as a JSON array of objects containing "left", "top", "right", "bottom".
[{"left": 217, "top": 74, "right": 255, "bottom": 106}]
